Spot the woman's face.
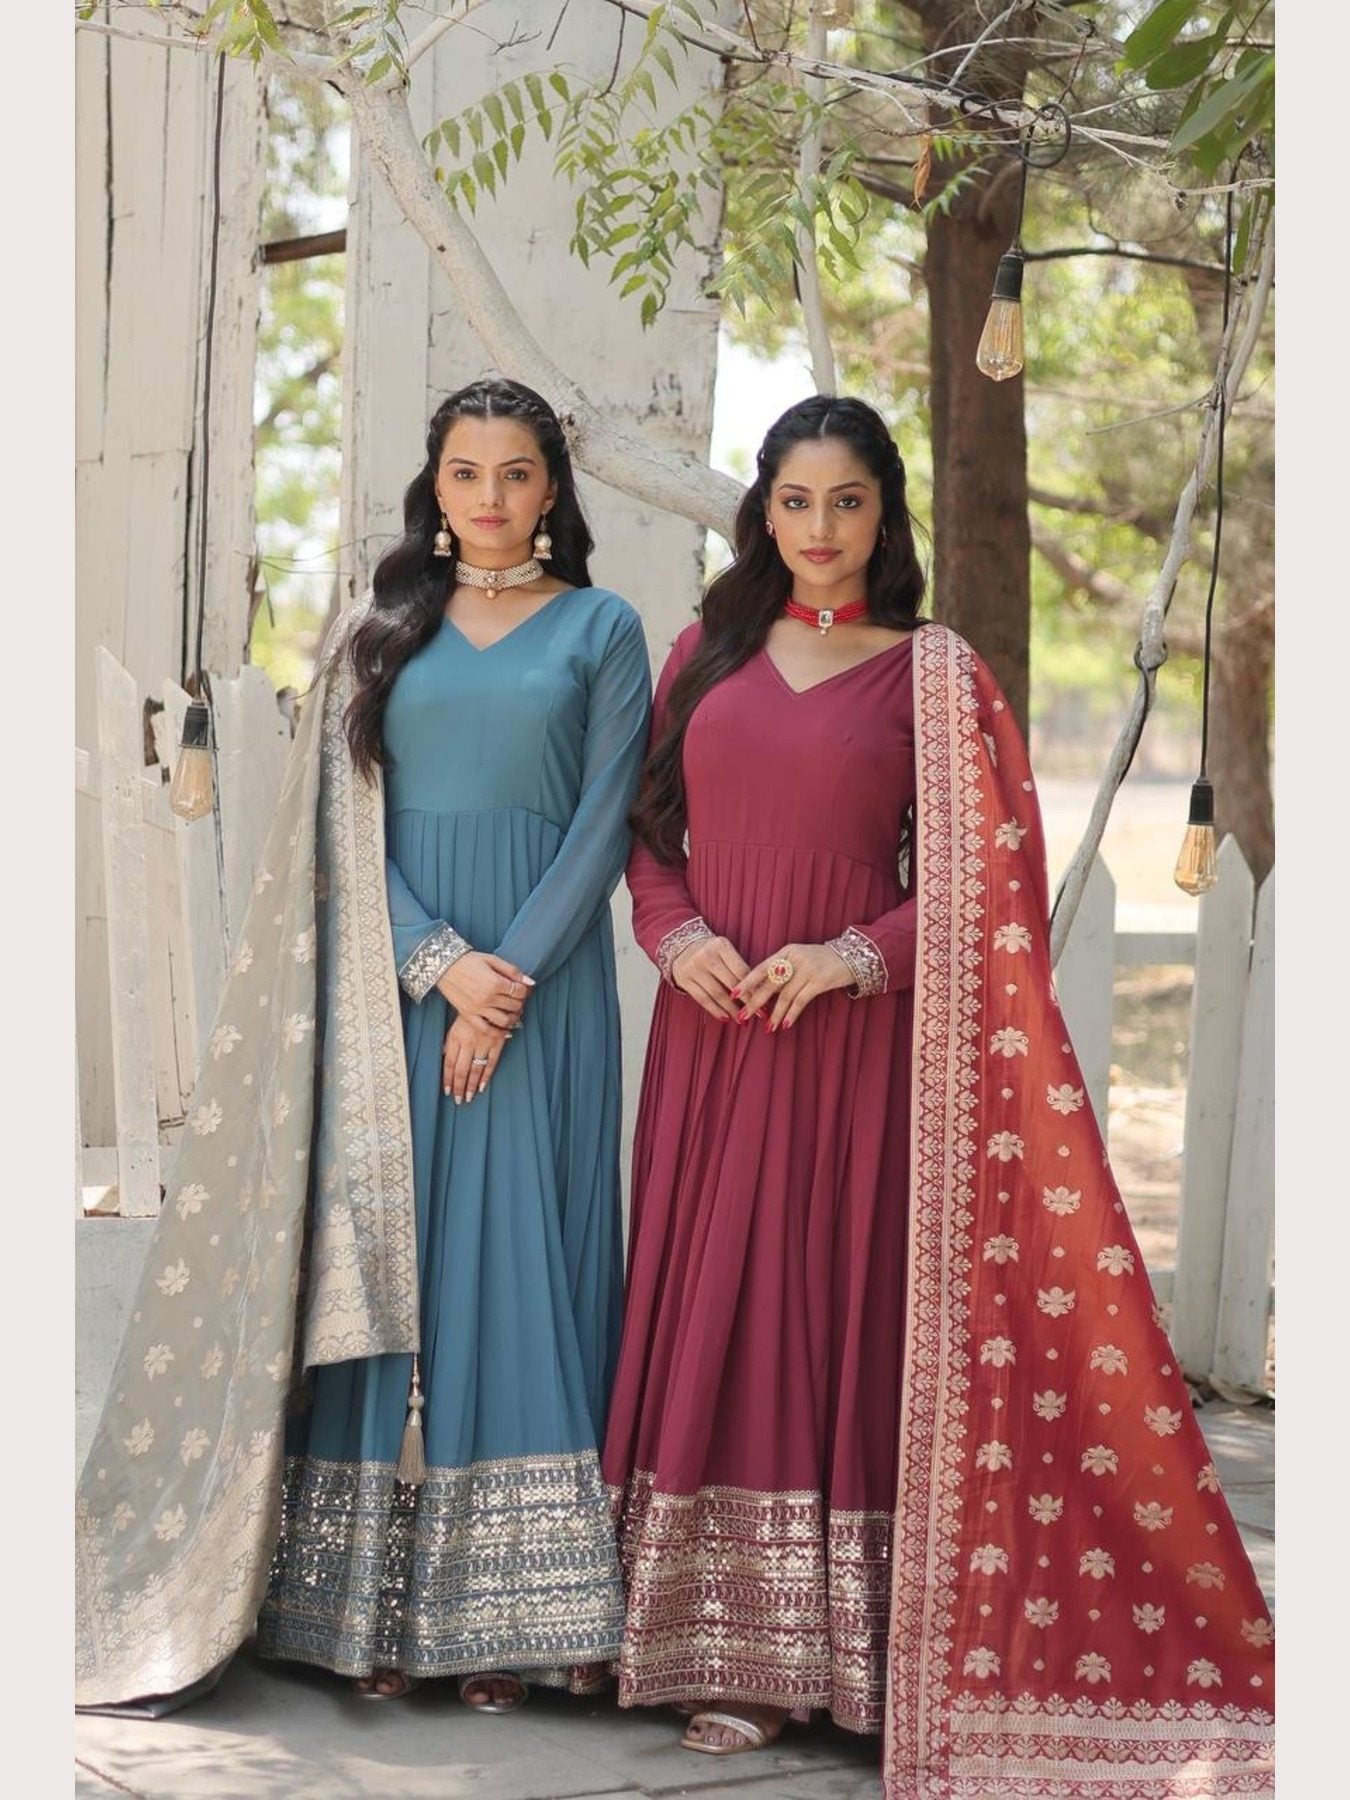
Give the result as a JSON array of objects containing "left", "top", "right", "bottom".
[
  {"left": 765, "top": 437, "right": 883, "bottom": 594},
  {"left": 435, "top": 415, "right": 557, "bottom": 566}
]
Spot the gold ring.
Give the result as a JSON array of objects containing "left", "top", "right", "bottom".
[{"left": 767, "top": 957, "right": 794, "bottom": 986}]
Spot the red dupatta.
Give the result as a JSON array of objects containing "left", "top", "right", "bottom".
[{"left": 885, "top": 627, "right": 1274, "bottom": 1798}]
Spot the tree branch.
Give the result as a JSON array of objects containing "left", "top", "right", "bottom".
[
  {"left": 340, "top": 75, "right": 743, "bottom": 539},
  {"left": 1024, "top": 244, "right": 1230, "bottom": 277},
  {"left": 1049, "top": 219, "right": 1276, "bottom": 963},
  {"left": 1030, "top": 523, "right": 1138, "bottom": 611},
  {"left": 795, "top": 6, "right": 837, "bottom": 393},
  {"left": 405, "top": 4, "right": 491, "bottom": 72},
  {"left": 1029, "top": 484, "right": 1171, "bottom": 543}
]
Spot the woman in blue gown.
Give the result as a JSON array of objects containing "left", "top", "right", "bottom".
[{"left": 255, "top": 378, "right": 651, "bottom": 1710}]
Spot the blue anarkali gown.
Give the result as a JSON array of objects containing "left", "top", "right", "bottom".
[{"left": 255, "top": 586, "right": 651, "bottom": 1679}]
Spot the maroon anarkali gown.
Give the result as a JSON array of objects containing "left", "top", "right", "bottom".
[
  {"left": 605, "top": 621, "right": 1273, "bottom": 1795},
  {"left": 601, "top": 621, "right": 920, "bottom": 1732}
]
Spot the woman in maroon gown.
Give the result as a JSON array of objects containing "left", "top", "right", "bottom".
[
  {"left": 602, "top": 397, "right": 925, "bottom": 1751},
  {"left": 600, "top": 397, "right": 1275, "bottom": 1793}
]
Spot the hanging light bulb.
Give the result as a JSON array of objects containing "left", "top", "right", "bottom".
[
  {"left": 1173, "top": 776, "right": 1218, "bottom": 896},
  {"left": 169, "top": 698, "right": 215, "bottom": 822},
  {"left": 976, "top": 250, "right": 1026, "bottom": 381}
]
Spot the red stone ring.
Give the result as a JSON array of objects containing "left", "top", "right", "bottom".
[{"left": 767, "top": 957, "right": 795, "bottom": 987}]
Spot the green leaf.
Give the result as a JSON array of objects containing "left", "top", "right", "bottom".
[
  {"left": 467, "top": 108, "right": 485, "bottom": 149},
  {"left": 640, "top": 293, "right": 659, "bottom": 330},
  {"left": 473, "top": 149, "right": 496, "bottom": 195},
  {"left": 549, "top": 71, "right": 571, "bottom": 100},
  {"left": 525, "top": 72, "right": 546, "bottom": 114},
  {"left": 1170, "top": 55, "right": 1273, "bottom": 156},
  {"left": 492, "top": 138, "right": 510, "bottom": 179},
  {"left": 653, "top": 44, "right": 676, "bottom": 83},
  {"left": 504, "top": 82, "right": 525, "bottom": 125},
  {"left": 509, "top": 123, "right": 526, "bottom": 160},
  {"left": 618, "top": 273, "right": 647, "bottom": 298},
  {"left": 368, "top": 52, "right": 392, "bottom": 84},
  {"left": 1145, "top": 32, "right": 1222, "bottom": 90},
  {"left": 443, "top": 117, "right": 461, "bottom": 158},
  {"left": 483, "top": 93, "right": 506, "bottom": 135},
  {"left": 1120, "top": 0, "right": 1202, "bottom": 71}
]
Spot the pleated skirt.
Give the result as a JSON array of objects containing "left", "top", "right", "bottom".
[
  {"left": 256, "top": 805, "right": 627, "bottom": 1678},
  {"left": 600, "top": 838, "right": 914, "bottom": 1732}
]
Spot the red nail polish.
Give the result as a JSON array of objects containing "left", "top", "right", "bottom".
[{"left": 730, "top": 986, "right": 741, "bottom": 1000}]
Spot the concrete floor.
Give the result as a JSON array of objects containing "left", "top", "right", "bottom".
[{"left": 74, "top": 1401, "right": 1273, "bottom": 1800}]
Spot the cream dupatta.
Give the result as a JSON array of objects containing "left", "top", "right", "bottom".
[{"left": 76, "top": 600, "right": 422, "bottom": 1707}]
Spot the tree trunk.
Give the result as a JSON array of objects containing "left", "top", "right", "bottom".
[
  {"left": 916, "top": 4, "right": 1039, "bottom": 733},
  {"left": 1208, "top": 610, "right": 1275, "bottom": 883}
]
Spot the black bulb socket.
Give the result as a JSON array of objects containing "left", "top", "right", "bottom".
[
  {"left": 990, "top": 251, "right": 1025, "bottom": 303},
  {"left": 181, "top": 699, "right": 212, "bottom": 750},
  {"left": 1186, "top": 776, "right": 1215, "bottom": 826}
]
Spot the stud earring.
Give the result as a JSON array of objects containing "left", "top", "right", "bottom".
[
  {"left": 533, "top": 514, "right": 553, "bottom": 562},
  {"left": 433, "top": 511, "right": 453, "bottom": 558}
]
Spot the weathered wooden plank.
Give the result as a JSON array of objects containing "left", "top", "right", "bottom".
[
  {"left": 76, "top": 787, "right": 117, "bottom": 1153},
  {"left": 122, "top": 450, "right": 190, "bottom": 698},
  {"left": 76, "top": 747, "right": 163, "bottom": 820},
  {"left": 157, "top": 681, "right": 229, "bottom": 1066},
  {"left": 96, "top": 648, "right": 161, "bottom": 1216},
  {"left": 1214, "top": 871, "right": 1275, "bottom": 1395},
  {"left": 1173, "top": 838, "right": 1255, "bottom": 1380},
  {"left": 198, "top": 61, "right": 269, "bottom": 677},
  {"left": 213, "top": 665, "right": 292, "bottom": 948},
  {"left": 75, "top": 26, "right": 109, "bottom": 468},
  {"left": 1053, "top": 853, "right": 1115, "bottom": 1137}
]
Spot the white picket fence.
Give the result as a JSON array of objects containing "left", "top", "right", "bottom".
[
  {"left": 1056, "top": 838, "right": 1275, "bottom": 1398},
  {"left": 75, "top": 647, "right": 1273, "bottom": 1394},
  {"left": 75, "top": 647, "right": 292, "bottom": 1218}
]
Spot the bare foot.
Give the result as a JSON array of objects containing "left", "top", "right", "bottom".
[{"left": 682, "top": 1701, "right": 788, "bottom": 1753}]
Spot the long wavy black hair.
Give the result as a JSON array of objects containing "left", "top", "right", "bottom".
[
  {"left": 344, "top": 378, "right": 594, "bottom": 778},
  {"left": 632, "top": 395, "right": 927, "bottom": 864}
]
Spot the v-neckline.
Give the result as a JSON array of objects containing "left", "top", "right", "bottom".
[
  {"left": 442, "top": 585, "right": 581, "bottom": 654},
  {"left": 759, "top": 633, "right": 913, "bottom": 698}
]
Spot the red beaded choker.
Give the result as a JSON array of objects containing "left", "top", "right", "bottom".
[{"left": 783, "top": 596, "right": 869, "bottom": 635}]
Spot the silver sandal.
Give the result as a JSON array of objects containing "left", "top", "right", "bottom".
[
  {"left": 458, "top": 1671, "right": 528, "bottom": 1714},
  {"left": 680, "top": 1708, "right": 784, "bottom": 1755}
]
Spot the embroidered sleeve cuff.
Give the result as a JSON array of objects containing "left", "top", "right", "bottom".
[
  {"left": 827, "top": 925, "right": 888, "bottom": 998},
  {"left": 655, "top": 916, "right": 714, "bottom": 984},
  {"left": 398, "top": 923, "right": 473, "bottom": 1002}
]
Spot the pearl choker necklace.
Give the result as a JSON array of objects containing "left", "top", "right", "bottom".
[{"left": 454, "top": 557, "right": 544, "bottom": 601}]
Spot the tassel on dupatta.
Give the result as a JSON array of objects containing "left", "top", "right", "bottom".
[
  {"left": 397, "top": 1355, "right": 428, "bottom": 1486},
  {"left": 882, "top": 626, "right": 1273, "bottom": 1799}
]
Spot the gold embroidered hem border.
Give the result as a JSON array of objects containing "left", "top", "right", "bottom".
[
  {"left": 610, "top": 1471, "right": 891, "bottom": 1733},
  {"left": 256, "top": 1451, "right": 625, "bottom": 1677}
]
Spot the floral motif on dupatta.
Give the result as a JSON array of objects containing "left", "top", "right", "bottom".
[
  {"left": 76, "top": 600, "right": 421, "bottom": 1708},
  {"left": 884, "top": 626, "right": 1274, "bottom": 1799}
]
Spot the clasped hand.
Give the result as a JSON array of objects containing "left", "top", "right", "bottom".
[
  {"left": 436, "top": 951, "right": 535, "bottom": 1104},
  {"left": 670, "top": 936, "right": 852, "bottom": 1031}
]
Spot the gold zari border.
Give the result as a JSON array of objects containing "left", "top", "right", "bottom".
[{"left": 611, "top": 1471, "right": 892, "bottom": 1733}]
